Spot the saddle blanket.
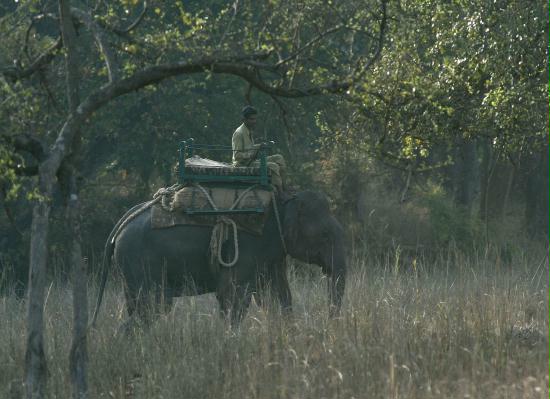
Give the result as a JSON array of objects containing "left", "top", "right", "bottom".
[
  {"left": 183, "top": 155, "right": 271, "bottom": 176},
  {"left": 151, "top": 186, "right": 273, "bottom": 235}
]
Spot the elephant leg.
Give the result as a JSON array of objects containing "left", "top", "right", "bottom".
[
  {"left": 125, "top": 285, "right": 152, "bottom": 323},
  {"left": 132, "top": 287, "right": 174, "bottom": 317},
  {"left": 154, "top": 287, "right": 174, "bottom": 315},
  {"left": 251, "top": 275, "right": 268, "bottom": 309},
  {"left": 119, "top": 285, "right": 151, "bottom": 334},
  {"left": 120, "top": 288, "right": 173, "bottom": 335},
  {"left": 250, "top": 266, "right": 291, "bottom": 316},
  {"left": 216, "top": 281, "right": 252, "bottom": 326},
  {"left": 272, "top": 262, "right": 292, "bottom": 315}
]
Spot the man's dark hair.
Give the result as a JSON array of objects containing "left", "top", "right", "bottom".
[{"left": 242, "top": 105, "right": 258, "bottom": 119}]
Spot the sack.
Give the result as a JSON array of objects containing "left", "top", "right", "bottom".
[
  {"left": 172, "top": 185, "right": 271, "bottom": 212},
  {"left": 151, "top": 185, "right": 273, "bottom": 235}
]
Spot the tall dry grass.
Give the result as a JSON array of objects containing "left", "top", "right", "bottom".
[{"left": 1, "top": 248, "right": 548, "bottom": 399}]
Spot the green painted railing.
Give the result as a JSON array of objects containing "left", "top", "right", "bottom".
[
  {"left": 176, "top": 138, "right": 275, "bottom": 214},
  {"left": 178, "top": 138, "right": 274, "bottom": 188}
]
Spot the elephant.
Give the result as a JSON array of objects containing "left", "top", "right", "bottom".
[{"left": 91, "top": 190, "right": 347, "bottom": 326}]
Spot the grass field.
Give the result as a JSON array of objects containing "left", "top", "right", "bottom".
[{"left": 1, "top": 248, "right": 548, "bottom": 398}]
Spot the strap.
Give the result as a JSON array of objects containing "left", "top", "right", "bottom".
[
  {"left": 271, "top": 191, "right": 288, "bottom": 255},
  {"left": 230, "top": 184, "right": 258, "bottom": 210},
  {"left": 193, "top": 183, "right": 218, "bottom": 210}
]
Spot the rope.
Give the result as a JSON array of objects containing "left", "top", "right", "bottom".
[
  {"left": 210, "top": 216, "right": 239, "bottom": 268},
  {"left": 230, "top": 184, "right": 258, "bottom": 210},
  {"left": 271, "top": 191, "right": 288, "bottom": 255},
  {"left": 153, "top": 183, "right": 182, "bottom": 199},
  {"left": 111, "top": 184, "right": 183, "bottom": 244},
  {"left": 110, "top": 198, "right": 160, "bottom": 244},
  {"left": 153, "top": 183, "right": 183, "bottom": 211},
  {"left": 201, "top": 183, "right": 260, "bottom": 269},
  {"left": 193, "top": 183, "right": 218, "bottom": 210}
]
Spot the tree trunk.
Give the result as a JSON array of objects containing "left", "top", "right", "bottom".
[
  {"left": 25, "top": 162, "right": 63, "bottom": 397},
  {"left": 455, "top": 136, "right": 477, "bottom": 210},
  {"left": 500, "top": 162, "right": 516, "bottom": 218},
  {"left": 25, "top": 2, "right": 86, "bottom": 397},
  {"left": 58, "top": 0, "right": 89, "bottom": 397},
  {"left": 524, "top": 143, "right": 549, "bottom": 238},
  {"left": 479, "top": 137, "right": 492, "bottom": 222},
  {"left": 67, "top": 175, "right": 88, "bottom": 399},
  {"left": 25, "top": 194, "right": 52, "bottom": 399}
]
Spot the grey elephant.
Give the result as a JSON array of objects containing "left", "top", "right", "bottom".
[{"left": 92, "top": 190, "right": 347, "bottom": 325}]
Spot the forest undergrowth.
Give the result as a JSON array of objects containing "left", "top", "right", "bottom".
[{"left": 1, "top": 248, "right": 548, "bottom": 399}]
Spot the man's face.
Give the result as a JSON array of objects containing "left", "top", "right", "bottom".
[{"left": 244, "top": 115, "right": 257, "bottom": 130}]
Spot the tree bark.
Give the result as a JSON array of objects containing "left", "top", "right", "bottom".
[
  {"left": 479, "top": 136, "right": 492, "bottom": 223},
  {"left": 524, "top": 143, "right": 549, "bottom": 238},
  {"left": 25, "top": 1, "right": 86, "bottom": 397},
  {"left": 25, "top": 193, "right": 51, "bottom": 399},
  {"left": 67, "top": 176, "right": 88, "bottom": 399},
  {"left": 58, "top": 1, "right": 89, "bottom": 397},
  {"left": 500, "top": 162, "right": 516, "bottom": 218}
]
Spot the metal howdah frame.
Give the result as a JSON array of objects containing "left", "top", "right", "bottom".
[{"left": 178, "top": 138, "right": 274, "bottom": 187}]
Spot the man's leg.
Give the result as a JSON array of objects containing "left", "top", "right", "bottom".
[
  {"left": 266, "top": 162, "right": 283, "bottom": 194},
  {"left": 267, "top": 154, "right": 287, "bottom": 190},
  {"left": 251, "top": 160, "right": 283, "bottom": 193}
]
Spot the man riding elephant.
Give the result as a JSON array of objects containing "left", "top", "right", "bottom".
[{"left": 232, "top": 105, "right": 287, "bottom": 195}]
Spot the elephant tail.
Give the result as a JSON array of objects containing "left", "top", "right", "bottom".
[{"left": 90, "top": 202, "right": 150, "bottom": 327}]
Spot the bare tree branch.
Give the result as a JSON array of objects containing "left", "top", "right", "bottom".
[
  {"left": 36, "top": 52, "right": 349, "bottom": 186},
  {"left": 275, "top": 25, "right": 344, "bottom": 68},
  {"left": 353, "top": 0, "right": 388, "bottom": 81},
  {"left": 244, "top": 82, "right": 252, "bottom": 104},
  {"left": 219, "top": 63, "right": 352, "bottom": 97},
  {"left": 118, "top": 1, "right": 148, "bottom": 33},
  {"left": 93, "top": 0, "right": 104, "bottom": 13},
  {"left": 1, "top": 37, "right": 62, "bottom": 82},
  {"left": 219, "top": 0, "right": 240, "bottom": 46},
  {"left": 11, "top": 133, "right": 47, "bottom": 162},
  {"left": 269, "top": 94, "right": 295, "bottom": 146},
  {"left": 103, "top": 0, "right": 148, "bottom": 36},
  {"left": 71, "top": 7, "right": 119, "bottom": 82},
  {"left": 23, "top": 13, "right": 59, "bottom": 61}
]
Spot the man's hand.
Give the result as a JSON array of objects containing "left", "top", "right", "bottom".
[{"left": 250, "top": 143, "right": 261, "bottom": 159}]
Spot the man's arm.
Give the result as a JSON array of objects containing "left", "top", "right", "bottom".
[{"left": 232, "top": 129, "right": 258, "bottom": 165}]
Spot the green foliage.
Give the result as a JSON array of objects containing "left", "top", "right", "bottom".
[
  {"left": 322, "top": 0, "right": 547, "bottom": 161},
  {"left": 0, "top": 147, "right": 20, "bottom": 200},
  {"left": 308, "top": 0, "right": 548, "bottom": 249},
  {"left": 0, "top": 0, "right": 547, "bottom": 264},
  {"left": 421, "top": 184, "right": 481, "bottom": 249}
]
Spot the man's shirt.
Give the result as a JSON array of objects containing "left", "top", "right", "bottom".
[{"left": 232, "top": 123, "right": 257, "bottom": 166}]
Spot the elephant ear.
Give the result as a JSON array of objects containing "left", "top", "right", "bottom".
[{"left": 283, "top": 196, "right": 303, "bottom": 244}]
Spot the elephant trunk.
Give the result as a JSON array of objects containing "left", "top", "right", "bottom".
[
  {"left": 322, "top": 245, "right": 347, "bottom": 317},
  {"left": 328, "top": 268, "right": 346, "bottom": 316}
]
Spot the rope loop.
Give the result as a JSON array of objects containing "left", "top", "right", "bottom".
[{"left": 210, "top": 216, "right": 239, "bottom": 268}]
